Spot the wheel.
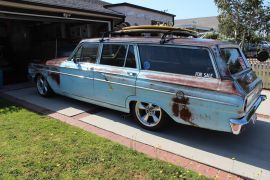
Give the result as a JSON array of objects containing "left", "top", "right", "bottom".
[
  {"left": 36, "top": 75, "right": 53, "bottom": 97},
  {"left": 132, "top": 101, "right": 168, "bottom": 130}
]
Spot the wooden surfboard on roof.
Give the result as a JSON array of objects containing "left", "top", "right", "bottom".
[
  {"left": 113, "top": 25, "right": 198, "bottom": 38},
  {"left": 123, "top": 25, "right": 196, "bottom": 33}
]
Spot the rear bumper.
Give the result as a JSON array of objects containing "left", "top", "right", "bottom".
[{"left": 230, "top": 95, "right": 267, "bottom": 135}]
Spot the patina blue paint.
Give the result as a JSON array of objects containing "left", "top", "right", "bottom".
[{"left": 28, "top": 38, "right": 266, "bottom": 135}]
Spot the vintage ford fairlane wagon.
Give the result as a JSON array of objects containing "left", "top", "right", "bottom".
[{"left": 28, "top": 35, "right": 266, "bottom": 135}]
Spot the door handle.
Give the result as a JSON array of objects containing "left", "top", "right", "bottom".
[{"left": 127, "top": 72, "right": 137, "bottom": 76}]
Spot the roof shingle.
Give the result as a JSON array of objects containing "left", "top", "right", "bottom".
[{"left": 19, "top": 0, "right": 124, "bottom": 17}]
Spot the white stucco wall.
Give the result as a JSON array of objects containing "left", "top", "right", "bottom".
[{"left": 107, "top": 6, "right": 174, "bottom": 26}]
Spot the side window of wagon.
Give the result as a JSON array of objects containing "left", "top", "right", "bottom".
[
  {"left": 71, "top": 43, "right": 99, "bottom": 64},
  {"left": 80, "top": 43, "right": 99, "bottom": 63},
  {"left": 100, "top": 44, "right": 127, "bottom": 67},
  {"left": 100, "top": 44, "right": 137, "bottom": 68},
  {"left": 139, "top": 45, "right": 216, "bottom": 78}
]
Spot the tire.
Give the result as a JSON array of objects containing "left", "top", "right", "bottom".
[
  {"left": 131, "top": 101, "right": 168, "bottom": 131},
  {"left": 36, "top": 75, "right": 53, "bottom": 97}
]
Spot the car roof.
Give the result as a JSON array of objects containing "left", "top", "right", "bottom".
[{"left": 81, "top": 37, "right": 233, "bottom": 47}]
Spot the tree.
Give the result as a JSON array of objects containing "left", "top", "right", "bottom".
[
  {"left": 214, "top": 0, "right": 268, "bottom": 44},
  {"left": 260, "top": 2, "right": 270, "bottom": 39}
]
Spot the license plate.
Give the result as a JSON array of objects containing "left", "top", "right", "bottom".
[{"left": 250, "top": 113, "right": 257, "bottom": 124}]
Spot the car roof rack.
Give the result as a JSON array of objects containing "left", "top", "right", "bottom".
[{"left": 99, "top": 25, "right": 198, "bottom": 43}]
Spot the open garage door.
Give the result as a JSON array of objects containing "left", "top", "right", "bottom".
[{"left": 0, "top": 12, "right": 111, "bottom": 86}]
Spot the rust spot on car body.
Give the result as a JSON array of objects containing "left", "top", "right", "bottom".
[
  {"left": 172, "top": 101, "right": 180, "bottom": 116},
  {"left": 94, "top": 67, "right": 125, "bottom": 75},
  {"left": 172, "top": 96, "right": 194, "bottom": 125},
  {"left": 180, "top": 107, "right": 192, "bottom": 122},
  {"left": 144, "top": 73, "right": 240, "bottom": 95},
  {"left": 45, "top": 57, "right": 67, "bottom": 67},
  {"left": 50, "top": 72, "right": 60, "bottom": 85}
]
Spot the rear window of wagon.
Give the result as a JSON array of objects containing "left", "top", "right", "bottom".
[
  {"left": 138, "top": 45, "right": 216, "bottom": 78},
  {"left": 220, "top": 48, "right": 248, "bottom": 75}
]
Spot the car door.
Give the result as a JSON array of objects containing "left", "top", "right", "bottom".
[
  {"left": 93, "top": 43, "right": 138, "bottom": 107},
  {"left": 61, "top": 42, "right": 99, "bottom": 99}
]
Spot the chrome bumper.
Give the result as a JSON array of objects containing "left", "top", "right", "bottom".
[{"left": 230, "top": 95, "right": 267, "bottom": 135}]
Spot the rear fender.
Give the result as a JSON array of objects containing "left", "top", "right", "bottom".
[{"left": 125, "top": 96, "right": 171, "bottom": 115}]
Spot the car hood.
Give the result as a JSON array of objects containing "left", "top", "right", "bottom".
[{"left": 45, "top": 57, "right": 68, "bottom": 66}]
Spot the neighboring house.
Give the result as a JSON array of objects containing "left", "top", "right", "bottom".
[
  {"left": 175, "top": 16, "right": 219, "bottom": 33},
  {"left": 105, "top": 3, "right": 175, "bottom": 26}
]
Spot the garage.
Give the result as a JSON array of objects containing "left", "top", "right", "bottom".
[{"left": 0, "top": 0, "right": 124, "bottom": 87}]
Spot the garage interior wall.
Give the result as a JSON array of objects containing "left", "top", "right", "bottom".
[{"left": 0, "top": 15, "right": 109, "bottom": 86}]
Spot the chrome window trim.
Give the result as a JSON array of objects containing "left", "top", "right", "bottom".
[
  {"left": 134, "top": 44, "right": 142, "bottom": 70},
  {"left": 123, "top": 44, "right": 130, "bottom": 67},
  {"left": 137, "top": 44, "right": 220, "bottom": 79},
  {"left": 208, "top": 47, "right": 220, "bottom": 79}
]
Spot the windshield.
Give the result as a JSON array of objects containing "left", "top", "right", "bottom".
[{"left": 220, "top": 48, "right": 248, "bottom": 74}]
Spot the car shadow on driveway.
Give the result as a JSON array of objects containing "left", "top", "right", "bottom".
[{"left": 97, "top": 110, "right": 270, "bottom": 172}]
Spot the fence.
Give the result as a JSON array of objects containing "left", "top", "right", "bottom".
[{"left": 248, "top": 58, "right": 270, "bottom": 90}]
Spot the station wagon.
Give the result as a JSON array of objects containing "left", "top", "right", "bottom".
[{"left": 28, "top": 30, "right": 267, "bottom": 135}]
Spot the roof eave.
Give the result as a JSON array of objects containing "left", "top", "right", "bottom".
[
  {"left": 9, "top": 0, "right": 125, "bottom": 19},
  {"left": 104, "top": 3, "right": 176, "bottom": 17}
]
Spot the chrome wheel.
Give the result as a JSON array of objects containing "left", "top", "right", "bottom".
[
  {"left": 37, "top": 76, "right": 49, "bottom": 96},
  {"left": 135, "top": 102, "right": 162, "bottom": 127}
]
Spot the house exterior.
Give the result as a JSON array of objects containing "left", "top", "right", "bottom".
[
  {"left": 105, "top": 3, "right": 175, "bottom": 26},
  {"left": 175, "top": 16, "right": 219, "bottom": 33},
  {"left": 0, "top": 0, "right": 175, "bottom": 86},
  {"left": 0, "top": 0, "right": 128, "bottom": 85}
]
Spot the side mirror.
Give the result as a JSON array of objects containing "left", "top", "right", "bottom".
[
  {"left": 72, "top": 58, "right": 80, "bottom": 64},
  {"left": 257, "top": 50, "right": 269, "bottom": 62}
]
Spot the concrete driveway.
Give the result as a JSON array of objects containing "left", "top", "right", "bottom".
[{"left": 3, "top": 86, "right": 270, "bottom": 179}]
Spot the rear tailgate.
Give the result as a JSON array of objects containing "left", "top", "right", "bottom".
[{"left": 236, "top": 70, "right": 263, "bottom": 112}]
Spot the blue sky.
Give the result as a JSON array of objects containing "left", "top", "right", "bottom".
[{"left": 106, "top": 0, "right": 219, "bottom": 19}]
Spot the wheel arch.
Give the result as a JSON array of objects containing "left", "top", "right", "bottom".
[
  {"left": 125, "top": 96, "right": 173, "bottom": 118},
  {"left": 34, "top": 73, "right": 43, "bottom": 82}
]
